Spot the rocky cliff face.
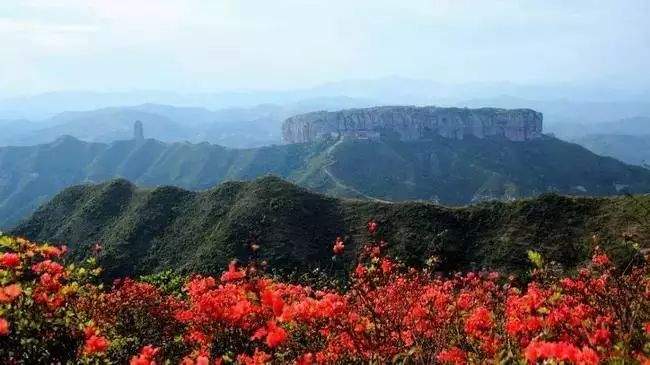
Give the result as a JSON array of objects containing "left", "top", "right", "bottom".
[{"left": 282, "top": 106, "right": 543, "bottom": 143}]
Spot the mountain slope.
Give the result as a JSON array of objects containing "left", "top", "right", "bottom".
[
  {"left": 3, "top": 135, "right": 650, "bottom": 228},
  {"left": 319, "top": 136, "right": 650, "bottom": 204},
  {"left": 12, "top": 177, "right": 649, "bottom": 279},
  {"left": 549, "top": 116, "right": 650, "bottom": 139},
  {"left": 572, "top": 134, "right": 650, "bottom": 167}
]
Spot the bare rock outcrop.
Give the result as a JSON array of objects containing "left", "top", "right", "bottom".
[{"left": 282, "top": 106, "right": 543, "bottom": 144}]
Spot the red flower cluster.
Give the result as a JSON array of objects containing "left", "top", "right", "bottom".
[
  {"left": 252, "top": 320, "right": 287, "bottom": 348},
  {"left": 0, "top": 236, "right": 105, "bottom": 362},
  {"left": 130, "top": 345, "right": 160, "bottom": 365},
  {"left": 82, "top": 326, "right": 110, "bottom": 355},
  {"left": 221, "top": 260, "right": 247, "bottom": 282},
  {"left": 148, "top": 223, "right": 647, "bottom": 363},
  {"left": 437, "top": 347, "right": 466, "bottom": 364},
  {"left": 1, "top": 222, "right": 649, "bottom": 364},
  {"left": 0, "top": 283, "right": 22, "bottom": 303},
  {"left": 0, "top": 252, "right": 20, "bottom": 267},
  {"left": 524, "top": 341, "right": 600, "bottom": 364},
  {"left": 175, "top": 271, "right": 346, "bottom": 360},
  {"left": 31, "top": 259, "right": 68, "bottom": 310}
]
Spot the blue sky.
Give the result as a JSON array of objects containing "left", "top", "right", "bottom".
[{"left": 1, "top": 0, "right": 648, "bottom": 96}]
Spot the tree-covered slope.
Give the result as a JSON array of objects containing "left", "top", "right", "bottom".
[
  {"left": 11, "top": 176, "right": 649, "bottom": 279},
  {"left": 320, "top": 136, "right": 650, "bottom": 204},
  {"left": 3, "top": 135, "right": 650, "bottom": 228},
  {"left": 0, "top": 137, "right": 324, "bottom": 227}
]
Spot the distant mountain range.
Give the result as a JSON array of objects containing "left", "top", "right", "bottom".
[
  {"left": 2, "top": 133, "right": 650, "bottom": 228},
  {"left": 12, "top": 177, "right": 648, "bottom": 279},
  {"left": 2, "top": 78, "right": 648, "bottom": 146},
  {"left": 572, "top": 134, "right": 650, "bottom": 167},
  {"left": 0, "top": 99, "right": 377, "bottom": 148},
  {"left": 549, "top": 116, "right": 650, "bottom": 138},
  {"left": 2, "top": 79, "right": 649, "bottom": 168},
  {"left": 3, "top": 78, "right": 648, "bottom": 119},
  {"left": 5, "top": 102, "right": 649, "bottom": 162},
  {"left": 541, "top": 117, "right": 650, "bottom": 167}
]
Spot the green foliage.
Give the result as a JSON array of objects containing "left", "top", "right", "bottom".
[
  {"left": 139, "top": 270, "right": 185, "bottom": 296},
  {"left": 11, "top": 177, "right": 650, "bottom": 281},
  {"left": 527, "top": 250, "right": 544, "bottom": 269},
  {"left": 3, "top": 135, "right": 650, "bottom": 228},
  {"left": 312, "top": 136, "right": 650, "bottom": 204}
]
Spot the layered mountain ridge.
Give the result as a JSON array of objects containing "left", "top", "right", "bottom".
[
  {"left": 2, "top": 133, "right": 650, "bottom": 228},
  {"left": 12, "top": 177, "right": 648, "bottom": 279}
]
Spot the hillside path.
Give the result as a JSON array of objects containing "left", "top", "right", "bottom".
[{"left": 324, "top": 138, "right": 392, "bottom": 204}]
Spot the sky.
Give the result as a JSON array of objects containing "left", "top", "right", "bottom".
[{"left": 1, "top": 0, "right": 649, "bottom": 96}]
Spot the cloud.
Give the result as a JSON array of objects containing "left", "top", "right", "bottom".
[
  {"left": 0, "top": 18, "right": 97, "bottom": 34},
  {"left": 0, "top": 0, "right": 648, "bottom": 94},
  {"left": 82, "top": 0, "right": 189, "bottom": 26}
]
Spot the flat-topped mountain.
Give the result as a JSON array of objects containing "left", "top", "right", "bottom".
[
  {"left": 282, "top": 106, "right": 543, "bottom": 143},
  {"left": 11, "top": 177, "right": 648, "bottom": 279}
]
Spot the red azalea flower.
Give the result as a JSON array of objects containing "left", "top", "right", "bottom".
[
  {"left": 0, "top": 252, "right": 20, "bottom": 267},
  {"left": 195, "top": 356, "right": 209, "bottom": 365},
  {"left": 589, "top": 327, "right": 611, "bottom": 347},
  {"left": 83, "top": 335, "right": 110, "bottom": 355},
  {"left": 221, "top": 261, "right": 246, "bottom": 282},
  {"left": 237, "top": 349, "right": 271, "bottom": 365},
  {"left": 261, "top": 289, "right": 285, "bottom": 317},
  {"left": 130, "top": 345, "right": 159, "bottom": 365},
  {"left": 437, "top": 347, "right": 466, "bottom": 365},
  {"left": 0, "top": 318, "right": 9, "bottom": 336},
  {"left": 380, "top": 258, "right": 393, "bottom": 274},
  {"left": 332, "top": 237, "right": 345, "bottom": 255},
  {"left": 465, "top": 306, "right": 493, "bottom": 337},
  {"left": 592, "top": 253, "right": 610, "bottom": 267},
  {"left": 1, "top": 283, "right": 22, "bottom": 302},
  {"left": 82, "top": 326, "right": 110, "bottom": 355},
  {"left": 265, "top": 321, "right": 287, "bottom": 348},
  {"left": 180, "top": 355, "right": 211, "bottom": 365},
  {"left": 354, "top": 264, "right": 367, "bottom": 278},
  {"left": 296, "top": 352, "right": 314, "bottom": 365},
  {"left": 41, "top": 245, "right": 67, "bottom": 258},
  {"left": 525, "top": 341, "right": 599, "bottom": 365}
]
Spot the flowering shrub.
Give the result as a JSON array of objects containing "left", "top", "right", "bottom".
[
  {"left": 0, "top": 236, "right": 102, "bottom": 363},
  {"left": 76, "top": 278, "right": 186, "bottom": 363},
  {"left": 0, "top": 223, "right": 648, "bottom": 364}
]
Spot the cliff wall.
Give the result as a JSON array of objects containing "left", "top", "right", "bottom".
[{"left": 282, "top": 106, "right": 543, "bottom": 143}]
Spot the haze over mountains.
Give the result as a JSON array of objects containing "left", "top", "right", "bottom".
[
  {"left": 0, "top": 98, "right": 375, "bottom": 148},
  {"left": 3, "top": 78, "right": 648, "bottom": 120},
  {"left": 2, "top": 78, "right": 649, "bottom": 165},
  {"left": 1, "top": 76, "right": 650, "bottom": 231}
]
